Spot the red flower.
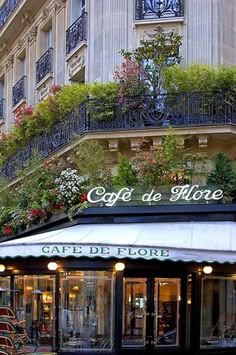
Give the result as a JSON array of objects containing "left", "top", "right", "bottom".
[
  {"left": 4, "top": 226, "right": 12, "bottom": 235},
  {"left": 52, "top": 203, "right": 64, "bottom": 210},
  {"left": 30, "top": 209, "right": 44, "bottom": 217},
  {"left": 50, "top": 85, "right": 62, "bottom": 94},
  {"left": 80, "top": 193, "right": 88, "bottom": 203}
]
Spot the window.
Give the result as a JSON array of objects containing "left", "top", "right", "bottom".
[
  {"left": 70, "top": 0, "right": 85, "bottom": 24},
  {"left": 60, "top": 270, "right": 114, "bottom": 351},
  {"left": 0, "top": 78, "right": 5, "bottom": 120},
  {"left": 13, "top": 51, "right": 27, "bottom": 106},
  {"left": 201, "top": 277, "right": 236, "bottom": 349},
  {"left": 14, "top": 275, "right": 56, "bottom": 348},
  {"left": 0, "top": 277, "right": 10, "bottom": 306},
  {"left": 36, "top": 24, "right": 53, "bottom": 84}
]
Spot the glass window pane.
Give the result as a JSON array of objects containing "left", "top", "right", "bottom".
[
  {"left": 122, "top": 278, "right": 147, "bottom": 347},
  {"left": 14, "top": 275, "right": 56, "bottom": 349},
  {"left": 60, "top": 271, "right": 114, "bottom": 351},
  {"left": 201, "top": 277, "right": 236, "bottom": 349},
  {"left": 0, "top": 276, "right": 10, "bottom": 306},
  {"left": 154, "top": 278, "right": 181, "bottom": 347}
]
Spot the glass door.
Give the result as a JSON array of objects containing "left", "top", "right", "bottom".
[
  {"left": 122, "top": 277, "right": 181, "bottom": 350},
  {"left": 122, "top": 278, "right": 147, "bottom": 347}
]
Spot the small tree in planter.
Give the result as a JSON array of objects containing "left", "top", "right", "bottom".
[
  {"left": 117, "top": 26, "right": 183, "bottom": 97},
  {"left": 113, "top": 154, "right": 138, "bottom": 187},
  {"left": 207, "top": 152, "right": 236, "bottom": 202}
]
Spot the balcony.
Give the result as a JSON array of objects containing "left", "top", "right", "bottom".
[
  {"left": 12, "top": 75, "right": 26, "bottom": 107},
  {"left": 36, "top": 47, "right": 53, "bottom": 84},
  {"left": 1, "top": 91, "right": 235, "bottom": 179},
  {"left": 0, "top": 98, "right": 5, "bottom": 120},
  {"left": 135, "top": 0, "right": 184, "bottom": 20},
  {"left": 0, "top": 0, "right": 21, "bottom": 30},
  {"left": 66, "top": 12, "right": 87, "bottom": 55}
]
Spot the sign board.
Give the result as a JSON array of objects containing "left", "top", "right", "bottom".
[{"left": 87, "top": 184, "right": 223, "bottom": 207}]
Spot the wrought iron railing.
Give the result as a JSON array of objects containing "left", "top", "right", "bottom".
[
  {"left": 0, "top": 0, "right": 21, "bottom": 30},
  {"left": 12, "top": 75, "right": 26, "bottom": 107},
  {"left": 135, "top": 0, "right": 184, "bottom": 20},
  {"left": 1, "top": 91, "right": 236, "bottom": 179},
  {"left": 0, "top": 99, "right": 5, "bottom": 120},
  {"left": 36, "top": 48, "right": 53, "bottom": 84},
  {"left": 66, "top": 12, "right": 87, "bottom": 55}
]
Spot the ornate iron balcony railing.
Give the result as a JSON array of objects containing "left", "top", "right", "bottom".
[
  {"left": 0, "top": 0, "right": 21, "bottom": 30},
  {"left": 0, "top": 99, "right": 5, "bottom": 120},
  {"left": 135, "top": 0, "right": 184, "bottom": 20},
  {"left": 1, "top": 91, "right": 235, "bottom": 179},
  {"left": 36, "top": 47, "right": 53, "bottom": 84},
  {"left": 12, "top": 75, "right": 26, "bottom": 107},
  {"left": 66, "top": 12, "right": 87, "bottom": 55}
]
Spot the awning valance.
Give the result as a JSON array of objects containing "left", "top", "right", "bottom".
[{"left": 0, "top": 221, "right": 236, "bottom": 263}]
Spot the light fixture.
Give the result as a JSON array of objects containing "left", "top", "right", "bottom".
[
  {"left": 47, "top": 262, "right": 58, "bottom": 271},
  {"left": 115, "top": 262, "right": 125, "bottom": 271},
  {"left": 203, "top": 265, "right": 213, "bottom": 274},
  {"left": 0, "top": 264, "right": 5, "bottom": 272}
]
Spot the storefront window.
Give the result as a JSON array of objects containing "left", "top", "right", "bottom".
[
  {"left": 0, "top": 276, "right": 10, "bottom": 306},
  {"left": 201, "top": 277, "right": 236, "bottom": 348},
  {"left": 14, "top": 275, "right": 55, "bottom": 349},
  {"left": 60, "top": 270, "right": 114, "bottom": 351}
]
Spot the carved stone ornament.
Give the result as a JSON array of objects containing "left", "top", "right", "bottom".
[
  {"left": 42, "top": 8, "right": 49, "bottom": 21},
  {"left": 55, "top": 0, "right": 66, "bottom": 11},
  {"left": 28, "top": 26, "right": 38, "bottom": 43},
  {"left": 143, "top": 28, "right": 175, "bottom": 40},
  {"left": 68, "top": 53, "right": 85, "bottom": 78},
  {"left": 17, "top": 39, "right": 25, "bottom": 50},
  {"left": 6, "top": 55, "right": 14, "bottom": 70}
]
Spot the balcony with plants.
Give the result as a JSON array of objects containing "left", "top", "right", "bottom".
[
  {"left": 0, "top": 27, "right": 235, "bottom": 180},
  {"left": 1, "top": 128, "right": 236, "bottom": 240},
  {"left": 0, "top": 27, "right": 236, "bottom": 237}
]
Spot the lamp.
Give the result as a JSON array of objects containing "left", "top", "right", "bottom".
[
  {"left": 0, "top": 264, "right": 5, "bottom": 272},
  {"left": 203, "top": 265, "right": 213, "bottom": 274},
  {"left": 47, "top": 262, "right": 58, "bottom": 271},
  {"left": 115, "top": 262, "right": 125, "bottom": 271}
]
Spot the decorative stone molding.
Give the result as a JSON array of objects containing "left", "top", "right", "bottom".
[
  {"left": 198, "top": 135, "right": 208, "bottom": 148},
  {"left": 21, "top": 12, "right": 30, "bottom": 25},
  {"left": 0, "top": 43, "right": 6, "bottom": 53},
  {"left": 41, "top": 8, "right": 50, "bottom": 21},
  {"left": 28, "top": 26, "right": 38, "bottom": 44},
  {"left": 68, "top": 52, "right": 85, "bottom": 79},
  {"left": 17, "top": 39, "right": 25, "bottom": 51},
  {"left": 55, "top": 0, "right": 66, "bottom": 11},
  {"left": 108, "top": 139, "right": 119, "bottom": 152},
  {"left": 6, "top": 55, "right": 14, "bottom": 71},
  {"left": 36, "top": 77, "right": 53, "bottom": 101},
  {"left": 152, "top": 137, "right": 162, "bottom": 147},
  {"left": 130, "top": 138, "right": 140, "bottom": 151}
]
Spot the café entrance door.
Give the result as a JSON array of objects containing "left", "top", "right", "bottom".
[{"left": 122, "top": 277, "right": 181, "bottom": 350}]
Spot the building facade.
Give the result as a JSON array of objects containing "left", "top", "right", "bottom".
[{"left": 0, "top": 1, "right": 236, "bottom": 355}]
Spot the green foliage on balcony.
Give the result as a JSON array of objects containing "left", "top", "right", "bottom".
[
  {"left": 163, "top": 64, "right": 236, "bottom": 93},
  {"left": 0, "top": 82, "right": 118, "bottom": 166}
]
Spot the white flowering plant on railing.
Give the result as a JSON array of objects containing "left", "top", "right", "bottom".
[{"left": 55, "top": 168, "right": 88, "bottom": 217}]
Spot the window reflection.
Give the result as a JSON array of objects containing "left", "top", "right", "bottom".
[
  {"left": 0, "top": 277, "right": 10, "bottom": 306},
  {"left": 154, "top": 278, "right": 180, "bottom": 347},
  {"left": 14, "top": 275, "right": 55, "bottom": 349},
  {"left": 60, "top": 271, "right": 114, "bottom": 351},
  {"left": 201, "top": 277, "right": 236, "bottom": 348}
]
